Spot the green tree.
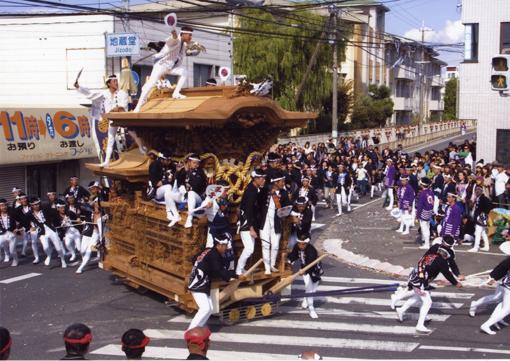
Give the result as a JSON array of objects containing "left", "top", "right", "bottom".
[
  {"left": 233, "top": 9, "right": 348, "bottom": 111},
  {"left": 314, "top": 80, "right": 354, "bottom": 133},
  {"left": 350, "top": 84, "right": 394, "bottom": 128},
  {"left": 444, "top": 77, "right": 458, "bottom": 120}
]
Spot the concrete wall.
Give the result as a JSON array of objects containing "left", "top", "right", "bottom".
[
  {"left": 279, "top": 119, "right": 476, "bottom": 148},
  {"left": 459, "top": 0, "right": 510, "bottom": 163}
]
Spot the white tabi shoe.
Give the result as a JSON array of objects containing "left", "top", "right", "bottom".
[
  {"left": 33, "top": 257, "right": 40, "bottom": 264},
  {"left": 415, "top": 325, "right": 431, "bottom": 333},
  {"left": 11, "top": 259, "right": 18, "bottom": 267},
  {"left": 44, "top": 256, "right": 51, "bottom": 266},
  {"left": 390, "top": 294, "right": 397, "bottom": 310},
  {"left": 301, "top": 299, "right": 308, "bottom": 309},
  {"left": 480, "top": 324, "right": 496, "bottom": 335},
  {"left": 184, "top": 218, "right": 193, "bottom": 229},
  {"left": 469, "top": 301, "right": 476, "bottom": 317},
  {"left": 264, "top": 270, "right": 271, "bottom": 275},
  {"left": 61, "top": 260, "right": 67, "bottom": 269},
  {"left": 172, "top": 93, "right": 187, "bottom": 99},
  {"left": 69, "top": 254, "right": 77, "bottom": 262},
  {"left": 3, "top": 256, "right": 10, "bottom": 263},
  {"left": 308, "top": 308, "right": 319, "bottom": 319},
  {"left": 270, "top": 266, "right": 279, "bottom": 273},
  {"left": 385, "top": 206, "right": 393, "bottom": 211},
  {"left": 419, "top": 245, "right": 429, "bottom": 250},
  {"left": 396, "top": 308, "right": 405, "bottom": 322},
  {"left": 168, "top": 218, "right": 180, "bottom": 228}
]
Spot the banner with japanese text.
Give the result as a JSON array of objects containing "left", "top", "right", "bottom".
[{"left": 0, "top": 108, "right": 103, "bottom": 165}]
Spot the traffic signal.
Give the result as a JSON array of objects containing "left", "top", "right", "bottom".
[{"left": 491, "top": 55, "right": 510, "bottom": 91}]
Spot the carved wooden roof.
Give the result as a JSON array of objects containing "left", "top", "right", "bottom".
[{"left": 106, "top": 86, "right": 317, "bottom": 128}]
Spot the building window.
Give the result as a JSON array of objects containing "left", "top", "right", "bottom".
[
  {"left": 431, "top": 87, "right": 441, "bottom": 101},
  {"left": 464, "top": 23, "right": 479, "bottom": 62},
  {"left": 501, "top": 23, "right": 510, "bottom": 54},
  {"left": 193, "top": 64, "right": 213, "bottom": 87},
  {"left": 496, "top": 129, "right": 510, "bottom": 165}
]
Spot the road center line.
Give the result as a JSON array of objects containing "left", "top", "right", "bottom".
[{"left": 0, "top": 272, "right": 42, "bottom": 284}]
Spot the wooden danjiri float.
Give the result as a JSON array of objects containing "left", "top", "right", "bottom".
[{"left": 86, "top": 84, "right": 317, "bottom": 324}]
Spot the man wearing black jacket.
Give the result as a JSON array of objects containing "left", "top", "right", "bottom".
[
  {"left": 173, "top": 154, "right": 207, "bottom": 228},
  {"left": 27, "top": 197, "right": 67, "bottom": 268},
  {"left": 293, "top": 176, "right": 318, "bottom": 222},
  {"left": 395, "top": 244, "right": 462, "bottom": 333},
  {"left": 148, "top": 150, "right": 179, "bottom": 227},
  {"left": 469, "top": 186, "right": 492, "bottom": 252},
  {"left": 259, "top": 171, "right": 291, "bottom": 274},
  {"left": 236, "top": 169, "right": 265, "bottom": 276},
  {"left": 0, "top": 198, "right": 20, "bottom": 267},
  {"left": 288, "top": 196, "right": 313, "bottom": 250},
  {"left": 187, "top": 233, "right": 240, "bottom": 330},
  {"left": 64, "top": 176, "right": 90, "bottom": 204},
  {"left": 469, "top": 256, "right": 510, "bottom": 335}
]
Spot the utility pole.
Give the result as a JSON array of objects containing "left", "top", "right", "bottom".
[
  {"left": 419, "top": 20, "right": 425, "bottom": 126},
  {"left": 329, "top": 5, "right": 340, "bottom": 142}
]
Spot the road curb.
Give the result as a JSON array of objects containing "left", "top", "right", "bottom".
[{"left": 322, "top": 238, "right": 412, "bottom": 279}]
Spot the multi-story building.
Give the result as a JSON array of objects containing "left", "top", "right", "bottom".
[
  {"left": 0, "top": 14, "right": 230, "bottom": 201},
  {"left": 459, "top": 0, "right": 510, "bottom": 164},
  {"left": 446, "top": 66, "right": 459, "bottom": 79}
]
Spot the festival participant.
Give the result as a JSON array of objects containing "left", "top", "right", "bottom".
[
  {"left": 395, "top": 245, "right": 462, "bottom": 333},
  {"left": 121, "top": 329, "right": 150, "bottom": 360},
  {"left": 134, "top": 26, "right": 194, "bottom": 112},
  {"left": 287, "top": 234, "right": 323, "bottom": 319},
  {"left": 184, "top": 327, "right": 211, "bottom": 360},
  {"left": 334, "top": 164, "right": 352, "bottom": 216},
  {"left": 396, "top": 175, "right": 415, "bottom": 236},
  {"left": 56, "top": 200, "right": 80, "bottom": 262},
  {"left": 62, "top": 323, "right": 92, "bottom": 360},
  {"left": 293, "top": 176, "right": 318, "bottom": 222},
  {"left": 288, "top": 196, "right": 313, "bottom": 250},
  {"left": 236, "top": 169, "right": 265, "bottom": 276},
  {"left": 147, "top": 150, "right": 178, "bottom": 227},
  {"left": 383, "top": 159, "right": 396, "bottom": 210},
  {"left": 468, "top": 186, "right": 492, "bottom": 252},
  {"left": 64, "top": 177, "right": 90, "bottom": 204},
  {"left": 259, "top": 170, "right": 291, "bottom": 274},
  {"left": 416, "top": 177, "right": 435, "bottom": 249},
  {"left": 0, "top": 199, "right": 19, "bottom": 267},
  {"left": 187, "top": 233, "right": 241, "bottom": 330},
  {"left": 27, "top": 197, "right": 67, "bottom": 268},
  {"left": 469, "top": 256, "right": 510, "bottom": 335},
  {"left": 75, "top": 75, "right": 143, "bottom": 167}
]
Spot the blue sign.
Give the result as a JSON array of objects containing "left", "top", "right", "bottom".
[
  {"left": 45, "top": 113, "right": 55, "bottom": 139},
  {"left": 106, "top": 33, "right": 140, "bottom": 57}
]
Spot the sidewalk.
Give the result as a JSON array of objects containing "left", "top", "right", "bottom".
[{"left": 314, "top": 197, "right": 506, "bottom": 288}]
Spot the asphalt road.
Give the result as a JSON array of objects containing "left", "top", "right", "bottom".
[{"left": 4, "top": 130, "right": 510, "bottom": 360}]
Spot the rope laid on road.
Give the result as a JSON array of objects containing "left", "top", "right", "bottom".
[{"left": 244, "top": 284, "right": 400, "bottom": 303}]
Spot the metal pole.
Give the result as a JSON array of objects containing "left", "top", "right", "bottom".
[
  {"left": 419, "top": 21, "right": 425, "bottom": 125},
  {"left": 329, "top": 5, "right": 339, "bottom": 141}
]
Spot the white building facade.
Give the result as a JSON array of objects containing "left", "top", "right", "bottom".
[
  {"left": 0, "top": 14, "right": 231, "bottom": 201},
  {"left": 459, "top": 0, "right": 510, "bottom": 164}
]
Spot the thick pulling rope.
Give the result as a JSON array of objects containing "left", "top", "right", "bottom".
[{"left": 244, "top": 283, "right": 400, "bottom": 303}]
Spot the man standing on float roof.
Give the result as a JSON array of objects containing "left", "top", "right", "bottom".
[{"left": 134, "top": 26, "right": 194, "bottom": 112}]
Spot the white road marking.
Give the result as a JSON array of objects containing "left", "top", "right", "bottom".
[
  {"left": 402, "top": 247, "right": 507, "bottom": 256},
  {"left": 419, "top": 345, "right": 510, "bottom": 355},
  {"left": 91, "top": 344, "right": 359, "bottom": 360},
  {"left": 143, "top": 329, "right": 420, "bottom": 353},
  {"left": 292, "top": 284, "right": 474, "bottom": 299},
  {"left": 314, "top": 296, "right": 463, "bottom": 309},
  {"left": 279, "top": 306, "right": 451, "bottom": 322},
  {"left": 167, "top": 315, "right": 420, "bottom": 335},
  {"left": 0, "top": 272, "right": 41, "bottom": 284}
]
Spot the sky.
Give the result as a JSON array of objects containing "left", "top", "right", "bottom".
[
  {"left": 0, "top": 0, "right": 465, "bottom": 65},
  {"left": 385, "top": 0, "right": 464, "bottom": 66}
]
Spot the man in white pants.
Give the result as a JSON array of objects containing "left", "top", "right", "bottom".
[
  {"left": 27, "top": 197, "right": 67, "bottom": 268},
  {"left": 134, "top": 26, "right": 194, "bottom": 112},
  {"left": 416, "top": 177, "right": 435, "bottom": 249},
  {"left": 172, "top": 154, "right": 207, "bottom": 228},
  {"left": 334, "top": 164, "right": 352, "bottom": 216},
  {"left": 395, "top": 246, "right": 462, "bottom": 333},
  {"left": 187, "top": 233, "right": 241, "bottom": 330},
  {"left": 259, "top": 171, "right": 290, "bottom": 274},
  {"left": 75, "top": 75, "right": 145, "bottom": 168},
  {"left": 236, "top": 169, "right": 265, "bottom": 276},
  {"left": 287, "top": 234, "right": 323, "bottom": 319},
  {"left": 469, "top": 256, "right": 510, "bottom": 335},
  {"left": 0, "top": 198, "right": 19, "bottom": 267},
  {"left": 383, "top": 159, "right": 396, "bottom": 210},
  {"left": 56, "top": 200, "right": 80, "bottom": 262},
  {"left": 469, "top": 186, "right": 492, "bottom": 252}
]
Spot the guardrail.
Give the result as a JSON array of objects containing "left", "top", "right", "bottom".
[{"left": 278, "top": 120, "right": 477, "bottom": 148}]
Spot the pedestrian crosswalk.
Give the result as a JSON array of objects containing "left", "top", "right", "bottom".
[{"left": 90, "top": 276, "right": 476, "bottom": 360}]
